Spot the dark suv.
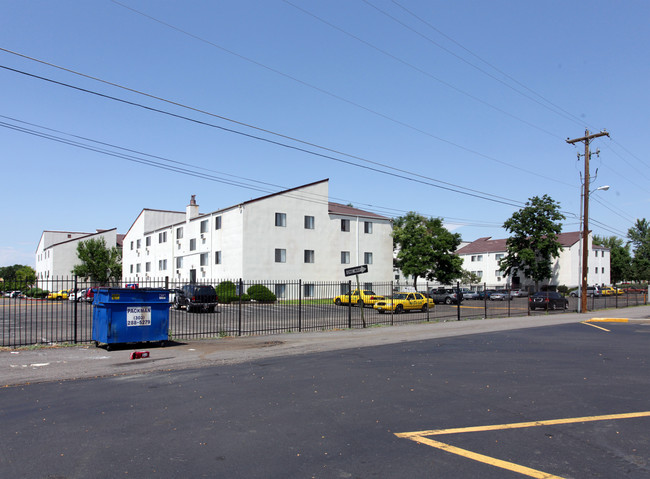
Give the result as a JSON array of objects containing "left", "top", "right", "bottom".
[
  {"left": 174, "top": 284, "right": 218, "bottom": 313},
  {"left": 428, "top": 287, "right": 463, "bottom": 305}
]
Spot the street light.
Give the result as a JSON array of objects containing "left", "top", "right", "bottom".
[{"left": 578, "top": 184, "right": 610, "bottom": 313}]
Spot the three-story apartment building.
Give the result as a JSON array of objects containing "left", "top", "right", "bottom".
[{"left": 122, "top": 180, "right": 393, "bottom": 296}]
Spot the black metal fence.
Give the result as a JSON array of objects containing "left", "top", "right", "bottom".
[{"left": 0, "top": 277, "right": 647, "bottom": 347}]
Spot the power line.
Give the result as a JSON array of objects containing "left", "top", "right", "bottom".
[
  {"left": 0, "top": 63, "right": 531, "bottom": 209},
  {"left": 284, "top": 0, "right": 563, "bottom": 140},
  {"left": 0, "top": 114, "right": 510, "bottom": 229}
]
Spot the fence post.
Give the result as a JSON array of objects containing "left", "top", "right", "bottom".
[
  {"left": 298, "top": 279, "right": 302, "bottom": 333},
  {"left": 73, "top": 275, "right": 78, "bottom": 344},
  {"left": 484, "top": 282, "right": 488, "bottom": 318},
  {"left": 348, "top": 280, "right": 352, "bottom": 329},
  {"left": 456, "top": 281, "right": 461, "bottom": 321},
  {"left": 238, "top": 278, "right": 243, "bottom": 336}
]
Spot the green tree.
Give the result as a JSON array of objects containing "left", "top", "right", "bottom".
[
  {"left": 593, "top": 235, "right": 632, "bottom": 284},
  {"left": 499, "top": 195, "right": 565, "bottom": 290},
  {"left": 72, "top": 238, "right": 122, "bottom": 284},
  {"left": 393, "top": 212, "right": 463, "bottom": 288},
  {"left": 0, "top": 264, "right": 35, "bottom": 290},
  {"left": 627, "top": 219, "right": 650, "bottom": 281}
]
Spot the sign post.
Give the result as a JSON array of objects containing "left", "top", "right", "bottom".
[{"left": 344, "top": 265, "right": 369, "bottom": 328}]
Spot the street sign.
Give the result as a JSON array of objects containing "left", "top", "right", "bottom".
[{"left": 344, "top": 264, "right": 368, "bottom": 277}]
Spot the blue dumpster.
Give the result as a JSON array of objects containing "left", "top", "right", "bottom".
[{"left": 92, "top": 288, "right": 171, "bottom": 349}]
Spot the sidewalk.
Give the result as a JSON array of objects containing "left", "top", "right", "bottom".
[{"left": 2, "top": 306, "right": 649, "bottom": 387}]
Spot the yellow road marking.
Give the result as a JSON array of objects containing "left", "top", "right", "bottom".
[
  {"left": 405, "top": 435, "right": 564, "bottom": 479},
  {"left": 581, "top": 321, "right": 610, "bottom": 332},
  {"left": 395, "top": 411, "right": 650, "bottom": 478},
  {"left": 587, "top": 318, "right": 629, "bottom": 323}
]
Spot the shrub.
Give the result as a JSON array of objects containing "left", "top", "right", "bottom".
[
  {"left": 247, "top": 284, "right": 277, "bottom": 303},
  {"left": 26, "top": 288, "right": 47, "bottom": 298},
  {"left": 215, "top": 281, "right": 250, "bottom": 303},
  {"left": 557, "top": 285, "right": 569, "bottom": 295}
]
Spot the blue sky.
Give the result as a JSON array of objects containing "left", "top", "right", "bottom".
[{"left": 1, "top": 1, "right": 648, "bottom": 267}]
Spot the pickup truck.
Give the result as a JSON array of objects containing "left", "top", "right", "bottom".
[{"left": 428, "top": 287, "right": 463, "bottom": 305}]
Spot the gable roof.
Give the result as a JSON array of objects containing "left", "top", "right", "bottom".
[
  {"left": 457, "top": 231, "right": 585, "bottom": 255},
  {"left": 328, "top": 202, "right": 390, "bottom": 220}
]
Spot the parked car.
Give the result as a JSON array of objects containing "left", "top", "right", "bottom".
[
  {"left": 462, "top": 289, "right": 480, "bottom": 300},
  {"left": 428, "top": 287, "right": 463, "bottom": 305},
  {"left": 601, "top": 286, "right": 624, "bottom": 296},
  {"left": 373, "top": 292, "right": 433, "bottom": 313},
  {"left": 476, "top": 289, "right": 496, "bottom": 300},
  {"left": 511, "top": 289, "right": 528, "bottom": 297},
  {"left": 333, "top": 289, "right": 385, "bottom": 307},
  {"left": 82, "top": 288, "right": 97, "bottom": 302},
  {"left": 569, "top": 286, "right": 601, "bottom": 297},
  {"left": 68, "top": 289, "right": 86, "bottom": 301},
  {"left": 174, "top": 284, "right": 218, "bottom": 313},
  {"left": 529, "top": 291, "right": 568, "bottom": 310},
  {"left": 47, "top": 289, "right": 70, "bottom": 300},
  {"left": 490, "top": 290, "right": 512, "bottom": 301}
]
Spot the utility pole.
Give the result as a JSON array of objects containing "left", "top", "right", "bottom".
[{"left": 566, "top": 129, "right": 610, "bottom": 314}]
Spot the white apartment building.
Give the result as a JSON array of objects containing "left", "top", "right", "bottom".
[
  {"left": 122, "top": 180, "right": 393, "bottom": 295},
  {"left": 457, "top": 231, "right": 610, "bottom": 289},
  {"left": 35, "top": 228, "right": 124, "bottom": 281}
]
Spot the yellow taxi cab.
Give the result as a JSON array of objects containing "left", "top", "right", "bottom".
[
  {"left": 333, "top": 289, "right": 385, "bottom": 307},
  {"left": 373, "top": 292, "right": 434, "bottom": 313},
  {"left": 47, "top": 289, "right": 70, "bottom": 300},
  {"left": 601, "top": 286, "right": 624, "bottom": 295}
]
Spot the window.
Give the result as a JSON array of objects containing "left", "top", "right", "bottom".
[
  {"left": 341, "top": 219, "right": 350, "bottom": 232},
  {"left": 159, "top": 231, "right": 167, "bottom": 243},
  {"left": 595, "top": 267, "right": 598, "bottom": 274},
  {"left": 340, "top": 282, "right": 350, "bottom": 295},
  {"left": 275, "top": 248, "right": 286, "bottom": 263},
  {"left": 129, "top": 264, "right": 133, "bottom": 274},
  {"left": 130, "top": 241, "right": 134, "bottom": 250},
  {"left": 602, "top": 267, "right": 605, "bottom": 273},
  {"left": 471, "top": 255, "right": 483, "bottom": 262},
  {"left": 304, "top": 284, "right": 315, "bottom": 297},
  {"left": 176, "top": 227, "right": 183, "bottom": 240},
  {"left": 595, "top": 251, "right": 598, "bottom": 257},
  {"left": 159, "top": 259, "right": 167, "bottom": 271},
  {"left": 136, "top": 263, "right": 141, "bottom": 273},
  {"left": 136, "top": 239, "right": 141, "bottom": 249},
  {"left": 364, "top": 252, "right": 373, "bottom": 264},
  {"left": 304, "top": 250, "right": 315, "bottom": 263},
  {"left": 215, "top": 216, "right": 222, "bottom": 230},
  {"left": 145, "top": 262, "right": 151, "bottom": 272},
  {"left": 304, "top": 215, "right": 315, "bottom": 229},
  {"left": 176, "top": 257, "right": 183, "bottom": 268},
  {"left": 341, "top": 251, "right": 350, "bottom": 264},
  {"left": 190, "top": 239, "right": 197, "bottom": 251},
  {"left": 275, "top": 284, "right": 286, "bottom": 298},
  {"left": 145, "top": 236, "right": 151, "bottom": 247},
  {"left": 200, "top": 253, "right": 209, "bottom": 266},
  {"left": 495, "top": 253, "right": 505, "bottom": 260},
  {"left": 200, "top": 220, "right": 209, "bottom": 234},
  {"left": 275, "top": 212, "right": 286, "bottom": 227},
  {"left": 364, "top": 221, "right": 373, "bottom": 234},
  {"left": 215, "top": 251, "right": 222, "bottom": 264}
]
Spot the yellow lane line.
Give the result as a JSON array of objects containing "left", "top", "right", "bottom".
[
  {"left": 587, "top": 318, "right": 629, "bottom": 323},
  {"left": 396, "top": 411, "right": 650, "bottom": 479},
  {"left": 404, "top": 435, "right": 564, "bottom": 479},
  {"left": 581, "top": 321, "right": 610, "bottom": 332},
  {"left": 395, "top": 411, "right": 650, "bottom": 438}
]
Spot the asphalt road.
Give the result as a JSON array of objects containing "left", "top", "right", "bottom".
[{"left": 1, "top": 307, "right": 650, "bottom": 478}]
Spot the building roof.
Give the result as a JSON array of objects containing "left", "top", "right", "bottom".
[
  {"left": 328, "top": 202, "right": 390, "bottom": 220},
  {"left": 457, "top": 231, "right": 586, "bottom": 255}
]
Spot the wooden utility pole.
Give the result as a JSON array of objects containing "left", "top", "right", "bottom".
[{"left": 566, "top": 129, "right": 610, "bottom": 313}]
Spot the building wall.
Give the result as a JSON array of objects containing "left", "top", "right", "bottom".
[
  {"left": 121, "top": 181, "right": 393, "bottom": 286},
  {"left": 35, "top": 229, "right": 119, "bottom": 282}
]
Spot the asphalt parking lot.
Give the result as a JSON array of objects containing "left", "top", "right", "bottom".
[{"left": 2, "top": 307, "right": 650, "bottom": 478}]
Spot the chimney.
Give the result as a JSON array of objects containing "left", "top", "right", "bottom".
[{"left": 186, "top": 195, "right": 199, "bottom": 221}]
